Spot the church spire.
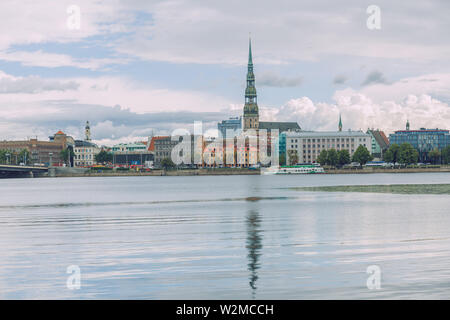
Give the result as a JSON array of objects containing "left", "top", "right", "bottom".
[
  {"left": 338, "top": 114, "right": 342, "bottom": 131},
  {"left": 248, "top": 36, "right": 253, "bottom": 68},
  {"left": 243, "top": 35, "right": 259, "bottom": 130}
]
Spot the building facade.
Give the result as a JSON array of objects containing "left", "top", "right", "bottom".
[
  {"left": 367, "top": 129, "right": 389, "bottom": 159},
  {"left": 284, "top": 130, "right": 371, "bottom": 164},
  {"left": 0, "top": 131, "right": 73, "bottom": 166},
  {"left": 110, "top": 141, "right": 153, "bottom": 166},
  {"left": 389, "top": 126, "right": 450, "bottom": 162},
  {"left": 73, "top": 140, "right": 100, "bottom": 167},
  {"left": 112, "top": 143, "right": 147, "bottom": 153},
  {"left": 153, "top": 136, "right": 180, "bottom": 166},
  {"left": 112, "top": 153, "right": 154, "bottom": 166}
]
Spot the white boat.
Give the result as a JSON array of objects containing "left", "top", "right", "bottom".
[{"left": 262, "top": 164, "right": 325, "bottom": 175}]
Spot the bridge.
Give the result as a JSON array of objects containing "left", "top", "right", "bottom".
[{"left": 0, "top": 164, "right": 48, "bottom": 178}]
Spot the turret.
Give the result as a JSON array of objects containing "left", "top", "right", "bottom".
[{"left": 85, "top": 121, "right": 91, "bottom": 141}]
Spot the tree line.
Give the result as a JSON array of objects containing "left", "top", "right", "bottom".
[
  {"left": 383, "top": 143, "right": 450, "bottom": 165},
  {"left": 0, "top": 149, "right": 30, "bottom": 165},
  {"left": 317, "top": 145, "right": 373, "bottom": 167}
]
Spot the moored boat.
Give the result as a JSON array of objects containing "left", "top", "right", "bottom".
[{"left": 262, "top": 164, "right": 325, "bottom": 175}]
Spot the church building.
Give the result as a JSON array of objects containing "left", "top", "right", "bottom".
[{"left": 242, "top": 38, "right": 300, "bottom": 133}]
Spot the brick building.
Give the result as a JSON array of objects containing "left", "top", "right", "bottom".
[{"left": 0, "top": 131, "right": 74, "bottom": 166}]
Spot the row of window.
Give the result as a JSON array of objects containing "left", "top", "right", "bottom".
[
  {"left": 75, "top": 161, "right": 94, "bottom": 166},
  {"left": 75, "top": 154, "right": 93, "bottom": 160},
  {"left": 288, "top": 137, "right": 367, "bottom": 143},
  {"left": 74, "top": 148, "right": 95, "bottom": 153}
]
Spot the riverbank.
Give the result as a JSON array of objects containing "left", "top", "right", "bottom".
[
  {"left": 291, "top": 183, "right": 450, "bottom": 195},
  {"left": 50, "top": 167, "right": 260, "bottom": 177},
  {"left": 47, "top": 166, "right": 450, "bottom": 177},
  {"left": 324, "top": 166, "right": 450, "bottom": 174}
]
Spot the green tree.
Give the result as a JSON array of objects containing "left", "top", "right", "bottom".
[
  {"left": 95, "top": 150, "right": 113, "bottom": 164},
  {"left": 60, "top": 148, "right": 74, "bottom": 166},
  {"left": 18, "top": 149, "right": 31, "bottom": 165},
  {"left": 383, "top": 143, "right": 400, "bottom": 163},
  {"left": 0, "top": 149, "right": 15, "bottom": 164},
  {"left": 428, "top": 148, "right": 441, "bottom": 164},
  {"left": 337, "top": 149, "right": 351, "bottom": 167},
  {"left": 287, "top": 150, "right": 299, "bottom": 165},
  {"left": 326, "top": 149, "right": 338, "bottom": 167},
  {"left": 352, "top": 145, "right": 373, "bottom": 166},
  {"left": 442, "top": 145, "right": 450, "bottom": 164},
  {"left": 161, "top": 157, "right": 175, "bottom": 170},
  {"left": 279, "top": 153, "right": 286, "bottom": 166},
  {"left": 317, "top": 150, "right": 328, "bottom": 166},
  {"left": 0, "top": 149, "right": 7, "bottom": 164},
  {"left": 398, "top": 143, "right": 418, "bottom": 165}
]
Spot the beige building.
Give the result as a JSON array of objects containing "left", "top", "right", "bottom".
[
  {"left": 73, "top": 140, "right": 100, "bottom": 167},
  {"left": 285, "top": 130, "right": 371, "bottom": 164},
  {"left": 0, "top": 131, "right": 74, "bottom": 165},
  {"left": 73, "top": 121, "right": 101, "bottom": 167}
]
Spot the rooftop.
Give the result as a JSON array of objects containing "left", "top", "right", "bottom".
[
  {"left": 75, "top": 140, "right": 97, "bottom": 147},
  {"left": 394, "top": 128, "right": 449, "bottom": 134},
  {"left": 285, "top": 130, "right": 369, "bottom": 137},
  {"left": 148, "top": 136, "right": 170, "bottom": 151},
  {"left": 259, "top": 121, "right": 301, "bottom": 131}
]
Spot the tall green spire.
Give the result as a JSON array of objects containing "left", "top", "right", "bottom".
[
  {"left": 248, "top": 36, "right": 253, "bottom": 67},
  {"left": 338, "top": 114, "right": 342, "bottom": 131},
  {"left": 243, "top": 35, "right": 259, "bottom": 130}
]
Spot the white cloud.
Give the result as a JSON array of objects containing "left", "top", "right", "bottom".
[
  {"left": 359, "top": 73, "right": 450, "bottom": 103},
  {"left": 0, "top": 70, "right": 233, "bottom": 114},
  {"left": 1, "top": 67, "right": 449, "bottom": 144},
  {"left": 0, "top": 0, "right": 135, "bottom": 50},
  {"left": 0, "top": 50, "right": 129, "bottom": 70},
  {"left": 0, "top": 71, "right": 79, "bottom": 93},
  {"left": 113, "top": 0, "right": 450, "bottom": 65},
  {"left": 265, "top": 92, "right": 450, "bottom": 134}
]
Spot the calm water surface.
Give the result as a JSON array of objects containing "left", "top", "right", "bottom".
[{"left": 0, "top": 173, "right": 449, "bottom": 299}]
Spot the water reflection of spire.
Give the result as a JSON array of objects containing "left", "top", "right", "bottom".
[{"left": 246, "top": 209, "right": 262, "bottom": 298}]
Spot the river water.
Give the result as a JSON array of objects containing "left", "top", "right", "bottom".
[{"left": 0, "top": 173, "right": 449, "bottom": 299}]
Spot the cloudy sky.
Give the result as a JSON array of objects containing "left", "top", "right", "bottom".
[{"left": 0, "top": 0, "right": 449, "bottom": 145}]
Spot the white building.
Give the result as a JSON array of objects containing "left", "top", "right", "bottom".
[
  {"left": 73, "top": 140, "right": 101, "bottom": 167},
  {"left": 111, "top": 142, "right": 147, "bottom": 153},
  {"left": 285, "top": 130, "right": 371, "bottom": 164}
]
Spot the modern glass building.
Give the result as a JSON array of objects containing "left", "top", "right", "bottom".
[
  {"left": 279, "top": 132, "right": 287, "bottom": 164},
  {"left": 218, "top": 117, "right": 242, "bottom": 138},
  {"left": 389, "top": 128, "right": 450, "bottom": 162}
]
